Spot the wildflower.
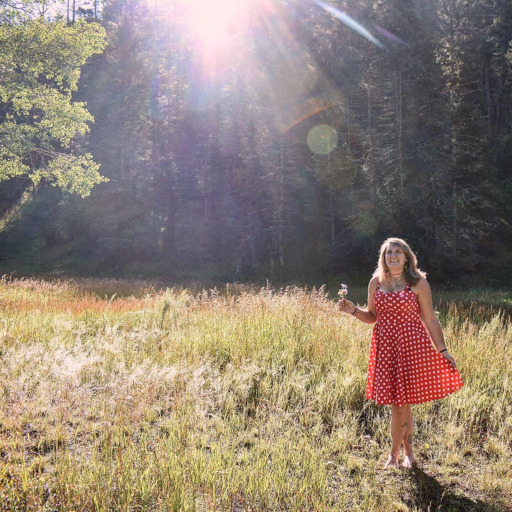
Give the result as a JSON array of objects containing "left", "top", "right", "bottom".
[{"left": 338, "top": 283, "right": 348, "bottom": 298}]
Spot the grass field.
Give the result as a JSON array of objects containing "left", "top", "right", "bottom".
[{"left": 0, "top": 277, "right": 510, "bottom": 511}]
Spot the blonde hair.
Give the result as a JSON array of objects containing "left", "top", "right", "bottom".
[{"left": 373, "top": 237, "right": 426, "bottom": 285}]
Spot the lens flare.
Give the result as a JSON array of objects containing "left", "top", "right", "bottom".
[
  {"left": 373, "top": 24, "right": 410, "bottom": 47},
  {"left": 312, "top": 0, "right": 383, "bottom": 48},
  {"left": 307, "top": 124, "right": 338, "bottom": 155},
  {"left": 187, "top": 0, "right": 240, "bottom": 47}
]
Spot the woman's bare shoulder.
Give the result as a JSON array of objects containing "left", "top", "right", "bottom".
[
  {"left": 369, "top": 275, "right": 379, "bottom": 291},
  {"left": 412, "top": 276, "right": 430, "bottom": 294}
]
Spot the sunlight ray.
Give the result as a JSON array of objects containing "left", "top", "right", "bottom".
[
  {"left": 312, "top": 0, "right": 384, "bottom": 48},
  {"left": 373, "top": 24, "right": 410, "bottom": 47}
]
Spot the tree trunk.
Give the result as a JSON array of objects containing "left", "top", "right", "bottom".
[
  {"left": 452, "top": 180, "right": 458, "bottom": 258},
  {"left": 397, "top": 57, "right": 404, "bottom": 193},
  {"left": 277, "top": 137, "right": 285, "bottom": 267},
  {"left": 484, "top": 65, "right": 496, "bottom": 138},
  {"left": 366, "top": 82, "right": 375, "bottom": 198}
]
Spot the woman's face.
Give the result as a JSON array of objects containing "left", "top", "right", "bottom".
[{"left": 384, "top": 244, "right": 407, "bottom": 273}]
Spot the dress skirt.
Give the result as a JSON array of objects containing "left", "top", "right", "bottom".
[{"left": 366, "top": 283, "right": 463, "bottom": 407}]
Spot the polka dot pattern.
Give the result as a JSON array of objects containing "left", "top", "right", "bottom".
[{"left": 366, "top": 282, "right": 463, "bottom": 406}]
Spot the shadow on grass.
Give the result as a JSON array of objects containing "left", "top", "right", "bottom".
[{"left": 406, "top": 466, "right": 508, "bottom": 512}]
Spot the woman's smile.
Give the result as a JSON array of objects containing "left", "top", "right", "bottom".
[{"left": 385, "top": 245, "right": 406, "bottom": 270}]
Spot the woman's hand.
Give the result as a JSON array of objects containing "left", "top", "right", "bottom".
[
  {"left": 338, "top": 298, "right": 356, "bottom": 315},
  {"left": 441, "top": 350, "right": 457, "bottom": 369}
]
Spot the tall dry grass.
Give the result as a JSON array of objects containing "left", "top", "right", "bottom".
[{"left": 0, "top": 277, "right": 510, "bottom": 511}]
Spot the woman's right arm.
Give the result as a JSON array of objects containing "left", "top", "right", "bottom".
[{"left": 338, "top": 277, "right": 378, "bottom": 324}]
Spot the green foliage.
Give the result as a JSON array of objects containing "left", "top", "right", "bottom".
[
  {"left": 32, "top": 153, "right": 103, "bottom": 197},
  {"left": 0, "top": 10, "right": 107, "bottom": 196}
]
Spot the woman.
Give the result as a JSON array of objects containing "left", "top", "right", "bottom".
[{"left": 339, "top": 237, "right": 463, "bottom": 469}]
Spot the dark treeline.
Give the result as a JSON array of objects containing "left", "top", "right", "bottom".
[{"left": 1, "top": 0, "right": 511, "bottom": 284}]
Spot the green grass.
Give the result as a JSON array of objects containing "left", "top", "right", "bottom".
[{"left": 0, "top": 277, "right": 511, "bottom": 511}]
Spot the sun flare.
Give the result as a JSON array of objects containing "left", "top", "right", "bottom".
[
  {"left": 186, "top": 0, "right": 244, "bottom": 48},
  {"left": 149, "top": 0, "right": 256, "bottom": 52}
]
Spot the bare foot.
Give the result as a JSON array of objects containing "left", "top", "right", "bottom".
[
  {"left": 384, "top": 454, "right": 400, "bottom": 469},
  {"left": 402, "top": 454, "right": 415, "bottom": 469}
]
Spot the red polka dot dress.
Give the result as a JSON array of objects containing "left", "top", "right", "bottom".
[{"left": 366, "top": 281, "right": 463, "bottom": 406}]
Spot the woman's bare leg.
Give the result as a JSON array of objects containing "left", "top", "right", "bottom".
[
  {"left": 401, "top": 404, "right": 415, "bottom": 468},
  {"left": 384, "top": 404, "right": 408, "bottom": 468}
]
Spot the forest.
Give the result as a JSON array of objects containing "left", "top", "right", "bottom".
[{"left": 1, "top": 0, "right": 512, "bottom": 284}]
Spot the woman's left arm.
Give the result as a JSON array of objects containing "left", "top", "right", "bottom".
[{"left": 415, "top": 278, "right": 457, "bottom": 368}]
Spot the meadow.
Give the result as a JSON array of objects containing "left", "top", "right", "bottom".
[{"left": 0, "top": 276, "right": 510, "bottom": 511}]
